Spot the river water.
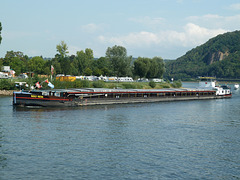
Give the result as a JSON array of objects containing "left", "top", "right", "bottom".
[{"left": 0, "top": 83, "right": 240, "bottom": 179}]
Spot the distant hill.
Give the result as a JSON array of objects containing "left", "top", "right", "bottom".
[{"left": 164, "top": 30, "right": 240, "bottom": 80}]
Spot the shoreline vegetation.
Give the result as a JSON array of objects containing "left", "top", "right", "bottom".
[{"left": 0, "top": 78, "right": 182, "bottom": 96}]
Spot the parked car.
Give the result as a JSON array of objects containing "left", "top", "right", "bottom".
[
  {"left": 0, "top": 72, "right": 9, "bottom": 79},
  {"left": 18, "top": 74, "right": 28, "bottom": 79}
]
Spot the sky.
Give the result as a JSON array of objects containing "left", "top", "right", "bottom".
[{"left": 1, "top": 0, "right": 240, "bottom": 59}]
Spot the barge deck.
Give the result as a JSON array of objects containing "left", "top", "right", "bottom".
[{"left": 13, "top": 88, "right": 231, "bottom": 107}]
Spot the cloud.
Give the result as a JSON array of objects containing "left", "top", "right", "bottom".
[
  {"left": 99, "top": 31, "right": 159, "bottom": 47},
  {"left": 80, "top": 23, "right": 104, "bottom": 34},
  {"left": 98, "top": 23, "right": 226, "bottom": 49},
  {"left": 182, "top": 23, "right": 226, "bottom": 46},
  {"left": 186, "top": 14, "right": 240, "bottom": 29},
  {"left": 229, "top": 3, "right": 240, "bottom": 10},
  {"left": 68, "top": 45, "right": 82, "bottom": 55}
]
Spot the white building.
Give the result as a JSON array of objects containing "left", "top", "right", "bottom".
[{"left": 1, "top": 66, "right": 10, "bottom": 72}]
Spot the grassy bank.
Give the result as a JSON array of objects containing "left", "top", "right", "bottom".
[
  {"left": 52, "top": 80, "right": 182, "bottom": 89},
  {"left": 0, "top": 78, "right": 182, "bottom": 92}
]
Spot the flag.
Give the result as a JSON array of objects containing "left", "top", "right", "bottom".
[
  {"left": 35, "top": 82, "right": 42, "bottom": 89},
  {"left": 45, "top": 79, "right": 49, "bottom": 84},
  {"left": 51, "top": 65, "right": 54, "bottom": 75},
  {"left": 48, "top": 82, "right": 54, "bottom": 89}
]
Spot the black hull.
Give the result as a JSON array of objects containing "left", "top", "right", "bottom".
[
  {"left": 14, "top": 98, "right": 75, "bottom": 107},
  {"left": 13, "top": 89, "right": 231, "bottom": 107}
]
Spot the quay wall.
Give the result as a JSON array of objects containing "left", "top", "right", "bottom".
[{"left": 0, "top": 90, "right": 18, "bottom": 96}]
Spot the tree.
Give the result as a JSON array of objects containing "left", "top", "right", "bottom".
[
  {"left": 56, "top": 41, "right": 69, "bottom": 58},
  {"left": 146, "top": 59, "right": 158, "bottom": 78},
  {"left": 9, "top": 57, "right": 25, "bottom": 75},
  {"left": 71, "top": 58, "right": 79, "bottom": 75},
  {"left": 3, "top": 51, "right": 28, "bottom": 67},
  {"left": 85, "top": 48, "right": 94, "bottom": 60},
  {"left": 61, "top": 57, "right": 71, "bottom": 75},
  {"left": 101, "top": 67, "right": 110, "bottom": 76},
  {"left": 3, "top": 51, "right": 28, "bottom": 74},
  {"left": 94, "top": 57, "right": 109, "bottom": 69},
  {"left": 0, "top": 58, "right": 3, "bottom": 68},
  {"left": 50, "top": 57, "right": 62, "bottom": 75},
  {"left": 84, "top": 67, "right": 92, "bottom": 76},
  {"left": 134, "top": 57, "right": 150, "bottom": 78},
  {"left": 75, "top": 48, "right": 94, "bottom": 75},
  {"left": 0, "top": 22, "right": 2, "bottom": 44},
  {"left": 93, "top": 68, "right": 102, "bottom": 76},
  {"left": 55, "top": 41, "right": 73, "bottom": 75},
  {"left": 105, "top": 45, "right": 132, "bottom": 77},
  {"left": 69, "top": 63, "right": 78, "bottom": 75},
  {"left": 153, "top": 56, "right": 165, "bottom": 78},
  {"left": 93, "top": 57, "right": 110, "bottom": 75},
  {"left": 28, "top": 56, "right": 46, "bottom": 74},
  {"left": 134, "top": 56, "right": 165, "bottom": 79}
]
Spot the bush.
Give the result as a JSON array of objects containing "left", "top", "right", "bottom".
[
  {"left": 53, "top": 80, "right": 91, "bottom": 89},
  {"left": 171, "top": 80, "right": 182, "bottom": 88},
  {"left": 73, "top": 80, "right": 83, "bottom": 88},
  {"left": 149, "top": 81, "right": 156, "bottom": 88},
  {"left": 105, "top": 83, "right": 118, "bottom": 89},
  {"left": 81, "top": 80, "right": 90, "bottom": 88},
  {"left": 0, "top": 79, "right": 15, "bottom": 90},
  {"left": 134, "top": 83, "right": 144, "bottom": 89},
  {"left": 162, "top": 84, "right": 170, "bottom": 88},
  {"left": 92, "top": 81, "right": 105, "bottom": 88},
  {"left": 122, "top": 83, "right": 136, "bottom": 89}
]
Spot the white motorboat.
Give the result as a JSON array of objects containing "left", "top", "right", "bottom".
[{"left": 234, "top": 83, "right": 239, "bottom": 90}]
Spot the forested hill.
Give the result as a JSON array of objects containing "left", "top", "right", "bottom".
[{"left": 164, "top": 30, "right": 240, "bottom": 80}]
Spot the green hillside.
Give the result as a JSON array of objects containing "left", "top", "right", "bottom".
[{"left": 164, "top": 30, "right": 240, "bottom": 80}]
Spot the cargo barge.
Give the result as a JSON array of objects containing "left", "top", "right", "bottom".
[{"left": 12, "top": 87, "right": 231, "bottom": 107}]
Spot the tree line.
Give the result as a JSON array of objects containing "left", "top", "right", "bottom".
[{"left": 0, "top": 41, "right": 165, "bottom": 79}]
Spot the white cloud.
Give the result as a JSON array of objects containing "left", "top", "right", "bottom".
[
  {"left": 99, "top": 31, "right": 159, "bottom": 47},
  {"left": 98, "top": 23, "right": 226, "bottom": 49},
  {"left": 183, "top": 23, "right": 226, "bottom": 46},
  {"left": 186, "top": 14, "right": 240, "bottom": 29},
  {"left": 80, "top": 23, "right": 104, "bottom": 34},
  {"left": 68, "top": 45, "right": 82, "bottom": 55},
  {"left": 229, "top": 3, "right": 240, "bottom": 10}
]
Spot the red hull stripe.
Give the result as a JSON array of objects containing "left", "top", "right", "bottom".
[{"left": 16, "top": 97, "right": 70, "bottom": 101}]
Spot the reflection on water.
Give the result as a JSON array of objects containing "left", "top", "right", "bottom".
[
  {"left": 0, "top": 125, "right": 7, "bottom": 169},
  {"left": 0, "top": 83, "right": 240, "bottom": 179}
]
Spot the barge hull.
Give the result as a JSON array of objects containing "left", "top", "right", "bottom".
[{"left": 13, "top": 88, "right": 228, "bottom": 107}]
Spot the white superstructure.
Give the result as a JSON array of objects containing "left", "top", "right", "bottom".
[
  {"left": 199, "top": 77, "right": 216, "bottom": 88},
  {"left": 199, "top": 77, "right": 231, "bottom": 96}
]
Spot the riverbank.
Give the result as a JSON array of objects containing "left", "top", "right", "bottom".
[{"left": 0, "top": 90, "right": 18, "bottom": 96}]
